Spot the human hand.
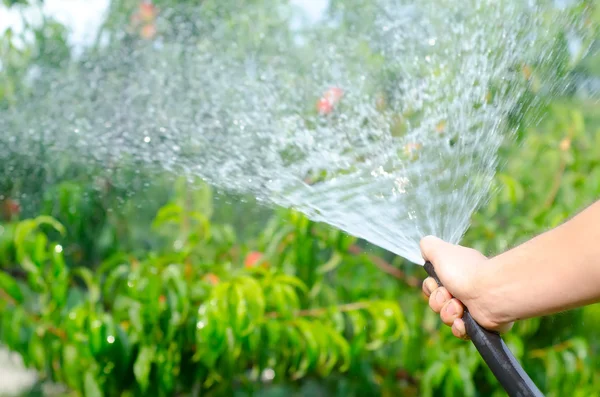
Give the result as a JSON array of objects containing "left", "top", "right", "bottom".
[{"left": 420, "top": 235, "right": 513, "bottom": 339}]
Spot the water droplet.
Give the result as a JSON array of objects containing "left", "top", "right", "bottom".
[
  {"left": 0, "top": 0, "right": 572, "bottom": 269},
  {"left": 107, "top": 335, "right": 115, "bottom": 344},
  {"left": 55, "top": 245, "right": 63, "bottom": 253},
  {"left": 261, "top": 368, "right": 275, "bottom": 381}
]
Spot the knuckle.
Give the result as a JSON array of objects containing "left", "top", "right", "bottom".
[{"left": 428, "top": 297, "right": 441, "bottom": 313}]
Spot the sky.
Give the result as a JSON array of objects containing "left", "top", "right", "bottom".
[{"left": 0, "top": 0, "right": 329, "bottom": 49}]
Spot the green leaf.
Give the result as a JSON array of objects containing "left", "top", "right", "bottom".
[
  {"left": 562, "top": 350, "right": 577, "bottom": 375},
  {"left": 273, "top": 274, "right": 308, "bottom": 294},
  {"left": 293, "top": 319, "right": 319, "bottom": 378},
  {"left": 328, "top": 327, "right": 351, "bottom": 372},
  {"left": 32, "top": 215, "right": 66, "bottom": 236},
  {"left": 152, "top": 203, "right": 183, "bottom": 229},
  {"left": 28, "top": 331, "right": 46, "bottom": 369},
  {"left": 96, "top": 253, "right": 130, "bottom": 276},
  {"left": 498, "top": 173, "right": 524, "bottom": 203},
  {"left": 458, "top": 363, "right": 476, "bottom": 397},
  {"left": 567, "top": 337, "right": 588, "bottom": 360},
  {"left": 316, "top": 326, "right": 338, "bottom": 376},
  {"left": 72, "top": 267, "right": 101, "bottom": 304},
  {"left": 62, "top": 344, "right": 82, "bottom": 390},
  {"left": 84, "top": 371, "right": 103, "bottom": 397},
  {"left": 504, "top": 333, "right": 524, "bottom": 359},
  {"left": 194, "top": 303, "right": 227, "bottom": 367},
  {"left": 163, "top": 264, "right": 190, "bottom": 324},
  {"left": 231, "top": 282, "right": 249, "bottom": 337},
  {"left": 88, "top": 314, "right": 106, "bottom": 357},
  {"left": 347, "top": 310, "right": 367, "bottom": 355},
  {"left": 14, "top": 216, "right": 65, "bottom": 259},
  {"left": 134, "top": 345, "right": 156, "bottom": 392},
  {"left": 9, "top": 307, "right": 25, "bottom": 350},
  {"left": 263, "top": 225, "right": 295, "bottom": 257},
  {"left": 316, "top": 251, "right": 342, "bottom": 274},
  {"left": 103, "top": 264, "right": 130, "bottom": 299},
  {"left": 364, "top": 301, "right": 404, "bottom": 350},
  {"left": 33, "top": 232, "right": 48, "bottom": 264},
  {"left": 189, "top": 211, "right": 211, "bottom": 239},
  {"left": 546, "top": 349, "right": 560, "bottom": 381},
  {"left": 0, "top": 270, "right": 24, "bottom": 303},
  {"left": 421, "top": 361, "right": 448, "bottom": 397},
  {"left": 50, "top": 247, "right": 69, "bottom": 306},
  {"left": 234, "top": 275, "right": 266, "bottom": 321}
]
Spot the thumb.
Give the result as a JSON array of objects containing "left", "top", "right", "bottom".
[{"left": 420, "top": 235, "right": 456, "bottom": 266}]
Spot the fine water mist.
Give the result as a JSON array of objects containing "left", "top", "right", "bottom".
[{"left": 0, "top": 0, "right": 595, "bottom": 265}]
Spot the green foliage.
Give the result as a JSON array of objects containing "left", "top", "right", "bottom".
[{"left": 0, "top": 188, "right": 407, "bottom": 396}]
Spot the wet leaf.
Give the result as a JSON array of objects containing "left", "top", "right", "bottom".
[
  {"left": 0, "top": 270, "right": 24, "bottom": 303},
  {"left": 103, "top": 264, "right": 130, "bottom": 299},
  {"left": 134, "top": 345, "right": 156, "bottom": 392},
  {"left": 316, "top": 251, "right": 342, "bottom": 274},
  {"left": 72, "top": 267, "right": 101, "bottom": 304},
  {"left": 421, "top": 362, "right": 447, "bottom": 397},
  {"left": 84, "top": 371, "right": 103, "bottom": 397},
  {"left": 28, "top": 331, "right": 45, "bottom": 369}
]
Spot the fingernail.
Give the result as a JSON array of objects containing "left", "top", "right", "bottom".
[
  {"left": 435, "top": 290, "right": 445, "bottom": 305},
  {"left": 446, "top": 302, "right": 456, "bottom": 316},
  {"left": 425, "top": 279, "right": 435, "bottom": 295}
]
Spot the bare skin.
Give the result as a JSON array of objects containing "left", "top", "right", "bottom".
[{"left": 420, "top": 199, "right": 600, "bottom": 339}]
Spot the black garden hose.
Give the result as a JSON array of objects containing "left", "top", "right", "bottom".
[{"left": 424, "top": 261, "right": 544, "bottom": 397}]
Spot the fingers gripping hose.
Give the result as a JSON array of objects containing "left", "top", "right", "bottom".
[{"left": 424, "top": 261, "right": 544, "bottom": 397}]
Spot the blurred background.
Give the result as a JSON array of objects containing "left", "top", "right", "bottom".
[{"left": 0, "top": 0, "right": 599, "bottom": 396}]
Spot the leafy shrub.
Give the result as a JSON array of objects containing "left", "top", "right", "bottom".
[
  {"left": 0, "top": 183, "right": 408, "bottom": 396},
  {"left": 1, "top": 1, "right": 600, "bottom": 396}
]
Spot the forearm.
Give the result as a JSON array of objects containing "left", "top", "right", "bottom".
[{"left": 481, "top": 200, "right": 600, "bottom": 324}]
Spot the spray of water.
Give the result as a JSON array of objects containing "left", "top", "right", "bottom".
[{"left": 0, "top": 0, "right": 595, "bottom": 264}]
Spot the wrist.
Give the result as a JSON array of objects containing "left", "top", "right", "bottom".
[{"left": 470, "top": 256, "right": 514, "bottom": 328}]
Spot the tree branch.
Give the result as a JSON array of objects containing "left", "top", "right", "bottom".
[
  {"left": 528, "top": 340, "right": 573, "bottom": 359},
  {"left": 265, "top": 301, "right": 370, "bottom": 319}
]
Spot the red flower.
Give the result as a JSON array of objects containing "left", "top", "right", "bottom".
[
  {"left": 245, "top": 251, "right": 268, "bottom": 268},
  {"left": 130, "top": 1, "right": 158, "bottom": 40},
  {"left": 324, "top": 87, "right": 343, "bottom": 104},
  {"left": 317, "top": 98, "right": 334, "bottom": 115},
  {"left": 317, "top": 87, "right": 344, "bottom": 115},
  {"left": 139, "top": 2, "right": 157, "bottom": 23},
  {"left": 205, "top": 273, "right": 220, "bottom": 285},
  {"left": 140, "top": 24, "right": 157, "bottom": 39}
]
